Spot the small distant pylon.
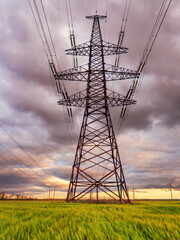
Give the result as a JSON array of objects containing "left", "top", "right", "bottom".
[{"left": 90, "top": 190, "right": 93, "bottom": 201}]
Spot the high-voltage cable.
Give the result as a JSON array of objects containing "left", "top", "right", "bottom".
[
  {"left": 116, "top": 0, "right": 172, "bottom": 134},
  {"left": 0, "top": 126, "right": 51, "bottom": 179},
  {"left": 65, "top": 0, "right": 78, "bottom": 69},
  {"left": 0, "top": 154, "right": 48, "bottom": 187},
  {"left": 115, "top": 0, "right": 131, "bottom": 68},
  {"left": 28, "top": 0, "right": 74, "bottom": 140}
]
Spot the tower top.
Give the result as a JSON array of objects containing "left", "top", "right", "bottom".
[{"left": 86, "top": 15, "right": 107, "bottom": 21}]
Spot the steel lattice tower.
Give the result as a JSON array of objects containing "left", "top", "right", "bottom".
[{"left": 56, "top": 15, "right": 139, "bottom": 202}]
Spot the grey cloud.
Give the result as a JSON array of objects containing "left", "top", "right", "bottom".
[{"left": 50, "top": 166, "right": 72, "bottom": 180}]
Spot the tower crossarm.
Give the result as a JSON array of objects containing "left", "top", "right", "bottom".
[
  {"left": 58, "top": 90, "right": 86, "bottom": 107},
  {"left": 107, "top": 89, "right": 136, "bottom": 107},
  {"left": 54, "top": 64, "right": 139, "bottom": 82},
  {"left": 105, "top": 64, "right": 140, "bottom": 81},
  {"left": 65, "top": 42, "right": 90, "bottom": 56},
  {"left": 65, "top": 41, "right": 128, "bottom": 56},
  {"left": 57, "top": 89, "right": 136, "bottom": 107},
  {"left": 55, "top": 70, "right": 88, "bottom": 81},
  {"left": 103, "top": 41, "right": 128, "bottom": 55},
  {"left": 55, "top": 65, "right": 88, "bottom": 81},
  {"left": 105, "top": 63, "right": 140, "bottom": 80}
]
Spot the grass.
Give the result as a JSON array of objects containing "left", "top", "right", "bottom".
[{"left": 0, "top": 200, "right": 180, "bottom": 240}]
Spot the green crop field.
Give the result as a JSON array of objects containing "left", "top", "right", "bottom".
[{"left": 0, "top": 200, "right": 180, "bottom": 240}]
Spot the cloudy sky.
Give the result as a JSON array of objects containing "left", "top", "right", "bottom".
[{"left": 0, "top": 0, "right": 179, "bottom": 199}]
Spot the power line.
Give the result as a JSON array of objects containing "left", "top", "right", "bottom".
[
  {"left": 103, "top": 0, "right": 109, "bottom": 37},
  {"left": 68, "top": 0, "right": 74, "bottom": 32},
  {"left": 28, "top": 0, "right": 65, "bottom": 98},
  {"left": 0, "top": 176, "right": 25, "bottom": 190},
  {"left": 65, "top": 0, "right": 78, "bottom": 69},
  {"left": 137, "top": 0, "right": 172, "bottom": 75},
  {"left": 28, "top": 0, "right": 49, "bottom": 59},
  {"left": 40, "top": 0, "right": 61, "bottom": 71},
  {"left": 0, "top": 154, "right": 45, "bottom": 187},
  {"left": 64, "top": 0, "right": 78, "bottom": 144},
  {"left": 0, "top": 126, "right": 51, "bottom": 178},
  {"left": 115, "top": 0, "right": 172, "bottom": 135},
  {"left": 114, "top": 0, "right": 131, "bottom": 69},
  {"left": 28, "top": 0, "right": 64, "bottom": 94},
  {"left": 112, "top": 0, "right": 132, "bottom": 100},
  {"left": 0, "top": 143, "right": 47, "bottom": 181},
  {"left": 0, "top": 150, "right": 61, "bottom": 190},
  {"left": 28, "top": 0, "right": 75, "bottom": 137},
  {"left": 36, "top": 0, "right": 73, "bottom": 123},
  {"left": 114, "top": 0, "right": 132, "bottom": 135},
  {"left": 32, "top": 0, "right": 52, "bottom": 60},
  {"left": 40, "top": 0, "right": 75, "bottom": 131}
]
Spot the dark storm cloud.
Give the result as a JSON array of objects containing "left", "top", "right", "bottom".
[
  {"left": 0, "top": 164, "right": 67, "bottom": 192},
  {"left": 0, "top": 5, "right": 49, "bottom": 87},
  {"left": 0, "top": 173, "right": 32, "bottom": 188},
  {"left": 122, "top": 76, "right": 180, "bottom": 131},
  {"left": 0, "top": 168, "right": 44, "bottom": 191},
  {"left": 0, "top": 76, "right": 78, "bottom": 148},
  {"left": 107, "top": 0, "right": 180, "bottom": 132},
  {"left": 50, "top": 166, "right": 71, "bottom": 180},
  {"left": 0, "top": 0, "right": 80, "bottom": 151},
  {"left": 124, "top": 143, "right": 180, "bottom": 189}
]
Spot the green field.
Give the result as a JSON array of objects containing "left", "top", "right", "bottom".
[{"left": 0, "top": 200, "right": 180, "bottom": 240}]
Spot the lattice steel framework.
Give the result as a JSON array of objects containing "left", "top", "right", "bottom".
[{"left": 56, "top": 15, "right": 139, "bottom": 202}]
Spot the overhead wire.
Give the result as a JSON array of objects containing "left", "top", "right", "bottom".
[
  {"left": 65, "top": 0, "right": 78, "bottom": 69},
  {"left": 0, "top": 114, "right": 62, "bottom": 189},
  {"left": 64, "top": 0, "right": 78, "bottom": 146},
  {"left": 103, "top": 0, "right": 109, "bottom": 38},
  {"left": 0, "top": 113, "right": 55, "bottom": 189},
  {"left": 0, "top": 146, "right": 61, "bottom": 190},
  {"left": 0, "top": 150, "right": 46, "bottom": 187},
  {"left": 32, "top": 0, "right": 52, "bottom": 60},
  {"left": 68, "top": 0, "right": 74, "bottom": 32},
  {"left": 0, "top": 176, "right": 24, "bottom": 190},
  {"left": 28, "top": 0, "right": 49, "bottom": 59},
  {"left": 65, "top": 0, "right": 71, "bottom": 34},
  {"left": 40, "top": 0, "right": 61, "bottom": 71},
  {"left": 29, "top": 0, "right": 69, "bottom": 101},
  {"left": 0, "top": 126, "right": 51, "bottom": 178},
  {"left": 0, "top": 150, "right": 27, "bottom": 190},
  {"left": 134, "top": 0, "right": 172, "bottom": 95},
  {"left": 112, "top": 0, "right": 131, "bottom": 99},
  {"left": 136, "top": 0, "right": 172, "bottom": 91},
  {"left": 39, "top": 0, "right": 67, "bottom": 101},
  {"left": 137, "top": 0, "right": 172, "bottom": 75},
  {"left": 0, "top": 170, "right": 30, "bottom": 191},
  {"left": 29, "top": 0, "right": 62, "bottom": 94},
  {"left": 0, "top": 112, "right": 56, "bottom": 165},
  {"left": 116, "top": 0, "right": 172, "bottom": 135},
  {"left": 114, "top": 0, "right": 131, "bottom": 69},
  {"left": 0, "top": 142, "right": 48, "bottom": 182},
  {"left": 29, "top": 0, "right": 63, "bottom": 120},
  {"left": 113, "top": 0, "right": 132, "bottom": 135},
  {"left": 49, "top": 67, "right": 76, "bottom": 147},
  {"left": 45, "top": 0, "right": 76, "bottom": 137},
  {"left": 28, "top": 0, "right": 75, "bottom": 144}
]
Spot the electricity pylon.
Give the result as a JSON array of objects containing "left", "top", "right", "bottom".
[{"left": 56, "top": 15, "right": 139, "bottom": 202}]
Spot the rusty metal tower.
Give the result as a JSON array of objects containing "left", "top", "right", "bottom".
[{"left": 56, "top": 15, "right": 139, "bottom": 202}]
